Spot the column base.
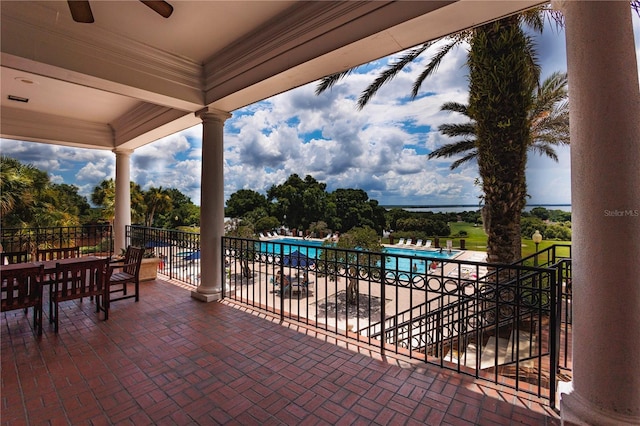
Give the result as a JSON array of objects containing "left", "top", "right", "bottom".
[
  {"left": 561, "top": 386, "right": 640, "bottom": 426},
  {"left": 191, "top": 289, "right": 222, "bottom": 302}
]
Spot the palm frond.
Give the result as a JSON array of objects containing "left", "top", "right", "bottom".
[
  {"left": 438, "top": 123, "right": 475, "bottom": 138},
  {"left": 529, "top": 72, "right": 568, "bottom": 131},
  {"left": 357, "top": 43, "right": 431, "bottom": 109},
  {"left": 440, "top": 102, "right": 468, "bottom": 115},
  {"left": 523, "top": 33, "right": 541, "bottom": 88},
  {"left": 519, "top": 7, "right": 545, "bottom": 33},
  {"left": 428, "top": 140, "right": 476, "bottom": 160},
  {"left": 449, "top": 152, "right": 479, "bottom": 170},
  {"left": 411, "top": 39, "right": 463, "bottom": 99},
  {"left": 315, "top": 69, "right": 356, "bottom": 95},
  {"left": 529, "top": 142, "right": 559, "bottom": 161}
]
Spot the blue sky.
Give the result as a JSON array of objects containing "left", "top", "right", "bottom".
[{"left": 2, "top": 15, "right": 639, "bottom": 207}]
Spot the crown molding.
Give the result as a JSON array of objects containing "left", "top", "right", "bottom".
[{"left": 111, "top": 103, "right": 191, "bottom": 146}]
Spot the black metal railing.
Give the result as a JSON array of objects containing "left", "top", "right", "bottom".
[
  {"left": 127, "top": 225, "right": 201, "bottom": 285},
  {"left": 1, "top": 224, "right": 114, "bottom": 259},
  {"left": 221, "top": 235, "right": 571, "bottom": 407},
  {"left": 513, "top": 244, "right": 572, "bottom": 375}
]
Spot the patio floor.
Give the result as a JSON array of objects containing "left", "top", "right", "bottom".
[{"left": 1, "top": 278, "right": 560, "bottom": 425}]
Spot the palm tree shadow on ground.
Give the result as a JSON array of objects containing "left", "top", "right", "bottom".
[{"left": 314, "top": 291, "right": 391, "bottom": 322}]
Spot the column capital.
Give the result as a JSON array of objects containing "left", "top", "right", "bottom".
[
  {"left": 112, "top": 148, "right": 134, "bottom": 156},
  {"left": 196, "top": 106, "right": 232, "bottom": 123}
]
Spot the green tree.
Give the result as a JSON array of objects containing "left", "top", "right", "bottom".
[
  {"left": 267, "top": 174, "right": 328, "bottom": 230},
  {"left": 130, "top": 183, "right": 146, "bottom": 225},
  {"left": 335, "top": 226, "right": 382, "bottom": 305},
  {"left": 429, "top": 72, "right": 569, "bottom": 169},
  {"left": 330, "top": 188, "right": 386, "bottom": 233},
  {"left": 530, "top": 207, "right": 550, "bottom": 221},
  {"left": 91, "top": 179, "right": 146, "bottom": 225},
  {"left": 470, "top": 17, "right": 537, "bottom": 262},
  {"left": 91, "top": 179, "right": 116, "bottom": 222},
  {"left": 144, "top": 186, "right": 172, "bottom": 227},
  {"left": 253, "top": 216, "right": 280, "bottom": 234},
  {"left": 163, "top": 188, "right": 199, "bottom": 228},
  {"left": 51, "top": 184, "right": 91, "bottom": 219},
  {"left": 308, "top": 221, "right": 329, "bottom": 238},
  {"left": 1, "top": 156, "right": 35, "bottom": 218},
  {"left": 226, "top": 189, "right": 268, "bottom": 218},
  {"left": 0, "top": 156, "right": 59, "bottom": 227}
]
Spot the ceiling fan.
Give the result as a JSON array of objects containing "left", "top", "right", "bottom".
[{"left": 67, "top": 1, "right": 173, "bottom": 23}]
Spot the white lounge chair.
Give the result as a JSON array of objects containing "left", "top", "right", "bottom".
[
  {"left": 414, "top": 239, "right": 423, "bottom": 248},
  {"left": 405, "top": 239, "right": 412, "bottom": 246},
  {"left": 259, "top": 232, "right": 266, "bottom": 239},
  {"left": 446, "top": 239, "right": 453, "bottom": 252},
  {"left": 425, "top": 240, "right": 432, "bottom": 249},
  {"left": 396, "top": 238, "right": 405, "bottom": 246}
]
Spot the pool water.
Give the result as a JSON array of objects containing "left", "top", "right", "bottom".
[{"left": 259, "top": 237, "right": 459, "bottom": 274}]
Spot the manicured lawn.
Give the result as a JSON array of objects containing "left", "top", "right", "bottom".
[
  {"left": 446, "top": 222, "right": 571, "bottom": 258},
  {"left": 448, "top": 222, "right": 488, "bottom": 251}
]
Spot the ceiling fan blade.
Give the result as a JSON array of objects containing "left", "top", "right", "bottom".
[
  {"left": 67, "top": 0, "right": 94, "bottom": 23},
  {"left": 139, "top": 1, "right": 173, "bottom": 18}
]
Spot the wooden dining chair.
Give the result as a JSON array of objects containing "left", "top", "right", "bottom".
[
  {"left": 35, "top": 246, "right": 81, "bottom": 318},
  {"left": 35, "top": 246, "right": 81, "bottom": 261},
  {"left": 0, "top": 265, "right": 45, "bottom": 335},
  {"left": 1, "top": 250, "right": 29, "bottom": 264},
  {"left": 50, "top": 258, "right": 109, "bottom": 332},
  {"left": 107, "top": 246, "right": 144, "bottom": 307}
]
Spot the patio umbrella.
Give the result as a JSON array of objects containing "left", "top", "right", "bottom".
[
  {"left": 184, "top": 251, "right": 201, "bottom": 261},
  {"left": 283, "top": 250, "right": 313, "bottom": 267}
]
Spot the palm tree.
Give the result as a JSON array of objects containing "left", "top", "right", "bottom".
[
  {"left": 1, "top": 156, "right": 33, "bottom": 217},
  {"left": 0, "top": 156, "right": 51, "bottom": 227},
  {"left": 144, "top": 186, "right": 172, "bottom": 227},
  {"left": 91, "top": 179, "right": 116, "bottom": 223},
  {"left": 468, "top": 16, "right": 538, "bottom": 263},
  {"left": 430, "top": 71, "right": 569, "bottom": 170},
  {"left": 317, "top": 10, "right": 545, "bottom": 263}
]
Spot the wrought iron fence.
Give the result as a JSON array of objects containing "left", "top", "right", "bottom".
[
  {"left": 221, "top": 236, "right": 570, "bottom": 408},
  {"left": 1, "top": 225, "right": 113, "bottom": 260},
  {"left": 127, "top": 225, "right": 201, "bottom": 285},
  {"left": 514, "top": 244, "right": 572, "bottom": 374}
]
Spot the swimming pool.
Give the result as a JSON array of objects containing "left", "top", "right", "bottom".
[{"left": 259, "top": 237, "right": 459, "bottom": 274}]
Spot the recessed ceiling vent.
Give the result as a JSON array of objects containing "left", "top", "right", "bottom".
[{"left": 8, "top": 95, "right": 29, "bottom": 103}]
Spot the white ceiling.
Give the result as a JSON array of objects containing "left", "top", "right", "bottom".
[{"left": 1, "top": 0, "right": 545, "bottom": 151}]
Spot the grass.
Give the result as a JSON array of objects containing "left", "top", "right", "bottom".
[{"left": 447, "top": 222, "right": 571, "bottom": 258}]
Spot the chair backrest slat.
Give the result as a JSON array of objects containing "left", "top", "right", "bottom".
[
  {"left": 36, "top": 247, "right": 81, "bottom": 261},
  {"left": 1, "top": 265, "right": 44, "bottom": 312},
  {"left": 52, "top": 258, "right": 108, "bottom": 302},
  {"left": 1, "top": 251, "right": 28, "bottom": 264},
  {"left": 122, "top": 246, "right": 144, "bottom": 278}
]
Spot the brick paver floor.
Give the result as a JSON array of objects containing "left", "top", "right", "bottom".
[{"left": 1, "top": 278, "right": 560, "bottom": 425}]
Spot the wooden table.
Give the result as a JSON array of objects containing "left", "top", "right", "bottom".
[{"left": 1, "top": 256, "right": 103, "bottom": 274}]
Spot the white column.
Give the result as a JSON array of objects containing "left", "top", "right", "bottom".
[
  {"left": 191, "top": 107, "right": 231, "bottom": 302},
  {"left": 113, "top": 149, "right": 133, "bottom": 255},
  {"left": 561, "top": 2, "right": 640, "bottom": 425}
]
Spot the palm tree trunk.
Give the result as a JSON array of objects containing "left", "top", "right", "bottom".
[{"left": 469, "top": 17, "right": 535, "bottom": 264}]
